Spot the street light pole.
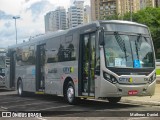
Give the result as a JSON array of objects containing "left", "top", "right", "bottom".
[
  {"left": 130, "top": 0, "right": 132, "bottom": 21},
  {"left": 13, "top": 16, "right": 20, "bottom": 44}
]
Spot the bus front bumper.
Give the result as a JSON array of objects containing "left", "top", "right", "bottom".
[{"left": 99, "top": 78, "right": 156, "bottom": 97}]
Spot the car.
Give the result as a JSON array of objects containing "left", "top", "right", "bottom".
[{"left": 156, "top": 59, "right": 160, "bottom": 66}]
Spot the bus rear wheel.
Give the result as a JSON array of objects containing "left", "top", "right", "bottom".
[
  {"left": 107, "top": 97, "right": 121, "bottom": 104},
  {"left": 65, "top": 81, "right": 77, "bottom": 104},
  {"left": 17, "top": 80, "right": 25, "bottom": 96}
]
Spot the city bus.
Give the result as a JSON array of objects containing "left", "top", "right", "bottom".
[
  {"left": 0, "top": 48, "right": 6, "bottom": 88},
  {"left": 5, "top": 20, "right": 156, "bottom": 104}
]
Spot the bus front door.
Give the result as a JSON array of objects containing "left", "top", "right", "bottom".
[
  {"left": 81, "top": 33, "right": 96, "bottom": 96},
  {"left": 9, "top": 51, "right": 16, "bottom": 89},
  {"left": 36, "top": 44, "right": 46, "bottom": 92}
]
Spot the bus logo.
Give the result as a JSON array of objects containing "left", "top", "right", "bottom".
[
  {"left": 119, "top": 77, "right": 133, "bottom": 83},
  {"left": 129, "top": 78, "right": 133, "bottom": 83},
  {"left": 63, "top": 67, "right": 74, "bottom": 74}
]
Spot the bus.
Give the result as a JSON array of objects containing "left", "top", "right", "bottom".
[
  {"left": 0, "top": 48, "right": 6, "bottom": 88},
  {"left": 5, "top": 20, "right": 156, "bottom": 104}
]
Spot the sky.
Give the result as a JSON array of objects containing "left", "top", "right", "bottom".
[{"left": 0, "top": 0, "right": 90, "bottom": 48}]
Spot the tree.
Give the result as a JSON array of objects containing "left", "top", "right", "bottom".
[{"left": 123, "top": 7, "right": 160, "bottom": 59}]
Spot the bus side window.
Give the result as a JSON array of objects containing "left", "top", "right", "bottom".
[{"left": 5, "top": 51, "right": 11, "bottom": 68}]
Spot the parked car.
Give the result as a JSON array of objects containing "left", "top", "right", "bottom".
[{"left": 156, "top": 59, "right": 160, "bottom": 66}]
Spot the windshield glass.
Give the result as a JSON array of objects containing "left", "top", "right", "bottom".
[{"left": 104, "top": 32, "right": 154, "bottom": 68}]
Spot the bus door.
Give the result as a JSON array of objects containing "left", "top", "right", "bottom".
[
  {"left": 36, "top": 44, "right": 46, "bottom": 91},
  {"left": 9, "top": 51, "right": 16, "bottom": 89},
  {"left": 80, "top": 33, "right": 96, "bottom": 96}
]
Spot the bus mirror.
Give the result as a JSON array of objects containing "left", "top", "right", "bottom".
[
  {"left": 99, "top": 32, "right": 104, "bottom": 45},
  {"left": 95, "top": 66, "right": 100, "bottom": 75}
]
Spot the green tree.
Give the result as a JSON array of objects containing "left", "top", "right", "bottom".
[{"left": 123, "top": 7, "right": 160, "bottom": 59}]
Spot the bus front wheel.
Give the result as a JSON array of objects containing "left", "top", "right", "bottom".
[
  {"left": 107, "top": 97, "right": 121, "bottom": 104},
  {"left": 65, "top": 81, "right": 77, "bottom": 104}
]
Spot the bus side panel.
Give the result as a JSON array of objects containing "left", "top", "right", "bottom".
[
  {"left": 4, "top": 67, "right": 10, "bottom": 89},
  {"left": 45, "top": 33, "right": 79, "bottom": 96},
  {"left": 99, "top": 48, "right": 118, "bottom": 97},
  {"left": 16, "top": 65, "right": 36, "bottom": 92},
  {"left": 45, "top": 61, "right": 78, "bottom": 96}
]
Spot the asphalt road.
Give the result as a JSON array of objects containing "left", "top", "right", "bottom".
[{"left": 0, "top": 89, "right": 160, "bottom": 120}]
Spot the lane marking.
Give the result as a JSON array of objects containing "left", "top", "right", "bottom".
[{"left": 0, "top": 106, "right": 8, "bottom": 110}]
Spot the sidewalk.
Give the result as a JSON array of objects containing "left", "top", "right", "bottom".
[
  {"left": 157, "top": 75, "right": 160, "bottom": 84},
  {"left": 121, "top": 80, "right": 160, "bottom": 106}
]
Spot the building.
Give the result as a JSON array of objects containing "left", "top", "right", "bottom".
[
  {"left": 117, "top": 0, "right": 140, "bottom": 17},
  {"left": 45, "top": 11, "right": 54, "bottom": 32},
  {"left": 140, "top": 0, "right": 155, "bottom": 9},
  {"left": 84, "top": 5, "right": 91, "bottom": 24},
  {"left": 68, "top": 0, "right": 84, "bottom": 28},
  {"left": 44, "top": 7, "right": 67, "bottom": 32},
  {"left": 68, "top": 6, "right": 79, "bottom": 28},
  {"left": 91, "top": 0, "right": 117, "bottom": 21},
  {"left": 91, "top": 0, "right": 141, "bottom": 21}
]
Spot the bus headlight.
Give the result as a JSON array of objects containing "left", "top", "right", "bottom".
[
  {"left": 148, "top": 73, "right": 156, "bottom": 84},
  {"left": 103, "top": 72, "right": 117, "bottom": 84}
]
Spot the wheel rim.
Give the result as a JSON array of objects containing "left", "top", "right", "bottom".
[
  {"left": 18, "top": 82, "right": 22, "bottom": 95},
  {"left": 67, "top": 86, "right": 74, "bottom": 103}
]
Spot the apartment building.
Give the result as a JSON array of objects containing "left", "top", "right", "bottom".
[
  {"left": 84, "top": 5, "right": 91, "bottom": 24},
  {"left": 91, "top": 0, "right": 117, "bottom": 21},
  {"left": 44, "top": 7, "right": 67, "bottom": 32},
  {"left": 117, "top": 0, "right": 140, "bottom": 16},
  {"left": 68, "top": 0, "right": 84, "bottom": 28},
  {"left": 140, "top": 0, "right": 155, "bottom": 9},
  {"left": 91, "top": 0, "right": 156, "bottom": 21}
]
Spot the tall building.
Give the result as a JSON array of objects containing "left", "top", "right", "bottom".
[
  {"left": 45, "top": 11, "right": 54, "bottom": 32},
  {"left": 84, "top": 5, "right": 91, "bottom": 24},
  {"left": 117, "top": 0, "right": 140, "bottom": 17},
  {"left": 140, "top": 0, "right": 155, "bottom": 9},
  {"left": 91, "top": 0, "right": 157, "bottom": 21},
  {"left": 68, "top": 6, "right": 79, "bottom": 28},
  {"left": 68, "top": 0, "right": 84, "bottom": 28},
  {"left": 91, "top": 0, "right": 117, "bottom": 21},
  {"left": 44, "top": 7, "right": 67, "bottom": 32}
]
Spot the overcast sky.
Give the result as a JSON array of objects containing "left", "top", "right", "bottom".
[{"left": 0, "top": 0, "right": 90, "bottom": 48}]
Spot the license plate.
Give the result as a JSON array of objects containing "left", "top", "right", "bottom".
[{"left": 128, "top": 90, "right": 138, "bottom": 95}]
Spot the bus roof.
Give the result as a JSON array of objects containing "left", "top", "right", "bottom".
[
  {"left": 8, "top": 20, "right": 148, "bottom": 49},
  {"left": 98, "top": 20, "right": 148, "bottom": 28}
]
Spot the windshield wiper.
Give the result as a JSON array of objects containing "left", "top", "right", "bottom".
[
  {"left": 135, "top": 34, "right": 141, "bottom": 60},
  {"left": 114, "top": 32, "right": 128, "bottom": 61}
]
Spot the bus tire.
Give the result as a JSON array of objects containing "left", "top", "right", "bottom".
[
  {"left": 17, "top": 80, "right": 25, "bottom": 97},
  {"left": 65, "top": 81, "right": 77, "bottom": 104},
  {"left": 107, "top": 97, "right": 121, "bottom": 104}
]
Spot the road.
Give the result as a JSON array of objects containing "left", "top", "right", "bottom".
[{"left": 0, "top": 89, "right": 160, "bottom": 120}]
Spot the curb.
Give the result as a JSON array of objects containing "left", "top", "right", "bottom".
[{"left": 121, "top": 99, "right": 160, "bottom": 106}]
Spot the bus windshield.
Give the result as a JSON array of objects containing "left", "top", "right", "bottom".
[{"left": 104, "top": 32, "right": 154, "bottom": 68}]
